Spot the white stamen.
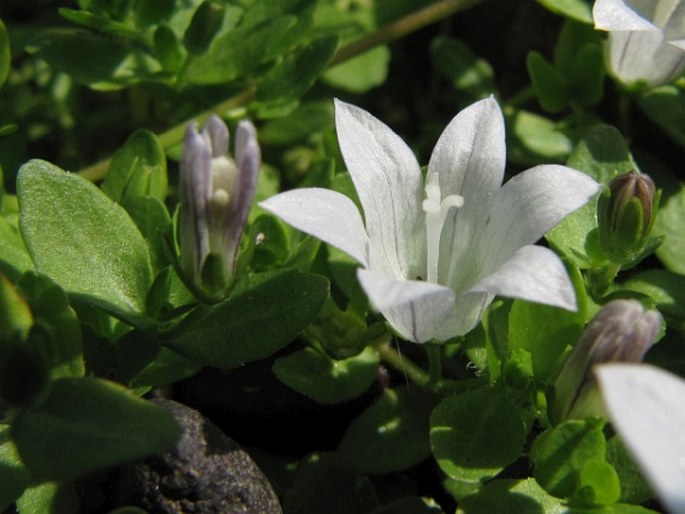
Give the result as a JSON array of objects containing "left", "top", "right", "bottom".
[{"left": 423, "top": 172, "right": 463, "bottom": 284}]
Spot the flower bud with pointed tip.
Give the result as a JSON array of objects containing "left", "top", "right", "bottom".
[
  {"left": 179, "top": 115, "right": 260, "bottom": 298},
  {"left": 597, "top": 171, "right": 657, "bottom": 264},
  {"left": 551, "top": 299, "right": 662, "bottom": 423}
]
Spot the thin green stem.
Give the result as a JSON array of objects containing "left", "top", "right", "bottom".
[
  {"left": 330, "top": 0, "right": 489, "bottom": 66},
  {"left": 372, "top": 339, "right": 431, "bottom": 387},
  {"left": 426, "top": 345, "right": 442, "bottom": 386}
]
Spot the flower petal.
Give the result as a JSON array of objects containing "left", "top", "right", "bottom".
[
  {"left": 593, "top": 0, "right": 659, "bottom": 32},
  {"left": 357, "top": 269, "right": 456, "bottom": 343},
  {"left": 431, "top": 97, "right": 506, "bottom": 288},
  {"left": 478, "top": 165, "right": 598, "bottom": 276},
  {"left": 596, "top": 364, "right": 685, "bottom": 514},
  {"left": 334, "top": 99, "right": 424, "bottom": 279},
  {"left": 468, "top": 245, "right": 577, "bottom": 311},
  {"left": 260, "top": 188, "right": 370, "bottom": 268}
]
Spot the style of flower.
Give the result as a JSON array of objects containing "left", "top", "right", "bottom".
[
  {"left": 593, "top": 0, "right": 685, "bottom": 87},
  {"left": 179, "top": 115, "right": 260, "bottom": 296},
  {"left": 597, "top": 363, "right": 685, "bottom": 514},
  {"left": 260, "top": 98, "right": 598, "bottom": 343}
]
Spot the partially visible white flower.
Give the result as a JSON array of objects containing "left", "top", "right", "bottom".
[
  {"left": 593, "top": 0, "right": 685, "bottom": 87},
  {"left": 260, "top": 98, "right": 598, "bottom": 343},
  {"left": 597, "top": 364, "right": 685, "bottom": 514},
  {"left": 179, "top": 115, "right": 260, "bottom": 296}
]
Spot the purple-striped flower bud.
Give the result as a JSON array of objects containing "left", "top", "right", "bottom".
[
  {"left": 551, "top": 299, "right": 661, "bottom": 423},
  {"left": 179, "top": 115, "right": 260, "bottom": 298}
]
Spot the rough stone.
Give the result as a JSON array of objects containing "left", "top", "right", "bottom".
[{"left": 108, "top": 398, "right": 282, "bottom": 514}]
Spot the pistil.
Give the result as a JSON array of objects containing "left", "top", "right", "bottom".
[{"left": 422, "top": 172, "right": 463, "bottom": 284}]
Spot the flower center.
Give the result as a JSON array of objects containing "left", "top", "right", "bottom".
[
  {"left": 422, "top": 172, "right": 463, "bottom": 283},
  {"left": 209, "top": 155, "right": 238, "bottom": 223}
]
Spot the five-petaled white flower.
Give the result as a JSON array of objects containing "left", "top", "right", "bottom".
[
  {"left": 260, "top": 98, "right": 598, "bottom": 343},
  {"left": 593, "top": 0, "right": 685, "bottom": 87}
]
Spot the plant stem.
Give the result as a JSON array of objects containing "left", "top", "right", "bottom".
[
  {"left": 329, "top": 0, "right": 489, "bottom": 66},
  {"left": 426, "top": 345, "right": 442, "bottom": 386},
  {"left": 373, "top": 339, "right": 431, "bottom": 387}
]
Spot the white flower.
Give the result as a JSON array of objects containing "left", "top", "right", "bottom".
[
  {"left": 596, "top": 364, "right": 685, "bottom": 513},
  {"left": 260, "top": 98, "right": 598, "bottom": 343},
  {"left": 180, "top": 115, "right": 260, "bottom": 295},
  {"left": 593, "top": 0, "right": 685, "bottom": 87}
]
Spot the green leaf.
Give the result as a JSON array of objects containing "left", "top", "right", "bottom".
[
  {"left": 531, "top": 418, "right": 607, "bottom": 499},
  {"left": 605, "top": 436, "right": 652, "bottom": 504},
  {"left": 181, "top": 15, "right": 297, "bottom": 85},
  {"left": 102, "top": 129, "right": 168, "bottom": 204},
  {"left": 654, "top": 182, "right": 685, "bottom": 275},
  {"left": 257, "top": 35, "right": 339, "bottom": 102},
  {"left": 536, "top": 0, "right": 593, "bottom": 23},
  {"left": 0, "top": 215, "right": 33, "bottom": 281},
  {"left": 12, "top": 377, "right": 181, "bottom": 482},
  {"left": 508, "top": 273, "right": 587, "bottom": 383},
  {"left": 527, "top": 51, "right": 568, "bottom": 113},
  {"left": 547, "top": 125, "right": 634, "bottom": 268},
  {"left": 283, "top": 453, "right": 378, "bottom": 514},
  {"left": 324, "top": 46, "right": 390, "bottom": 93},
  {"left": 456, "top": 478, "right": 566, "bottom": 514},
  {"left": 15, "top": 481, "right": 80, "bottom": 514},
  {"left": 337, "top": 386, "right": 436, "bottom": 474},
  {"left": 0, "top": 424, "right": 30, "bottom": 510},
  {"left": 165, "top": 268, "right": 328, "bottom": 367},
  {"left": 623, "top": 270, "right": 685, "bottom": 330},
  {"left": 129, "top": 347, "right": 202, "bottom": 388},
  {"left": 123, "top": 195, "right": 172, "bottom": 274},
  {"left": 638, "top": 85, "right": 685, "bottom": 147},
  {"left": 17, "top": 160, "right": 154, "bottom": 326},
  {"left": 183, "top": 1, "right": 226, "bottom": 54},
  {"left": 0, "top": 19, "right": 10, "bottom": 89},
  {"left": 154, "top": 24, "right": 185, "bottom": 72},
  {"left": 272, "top": 346, "right": 379, "bottom": 404},
  {"left": 17, "top": 271, "right": 84, "bottom": 379},
  {"left": 505, "top": 109, "right": 573, "bottom": 166},
  {"left": 431, "top": 36, "right": 495, "bottom": 101},
  {"left": 258, "top": 101, "right": 334, "bottom": 146},
  {"left": 26, "top": 31, "right": 159, "bottom": 90},
  {"left": 430, "top": 389, "right": 526, "bottom": 482},
  {"left": 574, "top": 459, "right": 621, "bottom": 505}
]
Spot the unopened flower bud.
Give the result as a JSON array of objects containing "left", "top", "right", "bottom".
[
  {"left": 179, "top": 115, "right": 260, "bottom": 298},
  {"left": 551, "top": 299, "right": 661, "bottom": 423},
  {"left": 597, "top": 171, "right": 657, "bottom": 264}
]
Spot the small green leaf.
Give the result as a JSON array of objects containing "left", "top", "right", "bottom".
[
  {"left": 0, "top": 216, "right": 33, "bottom": 281},
  {"left": 283, "top": 453, "right": 378, "bottom": 514},
  {"left": 0, "top": 19, "right": 10, "bottom": 89},
  {"left": 17, "top": 160, "right": 154, "bottom": 326},
  {"left": 506, "top": 109, "right": 573, "bottom": 166},
  {"left": 257, "top": 36, "right": 339, "bottom": 102},
  {"left": 15, "top": 480, "right": 80, "bottom": 514},
  {"left": 430, "top": 389, "right": 526, "bottom": 482},
  {"left": 183, "top": 1, "right": 225, "bottom": 54},
  {"left": 129, "top": 347, "right": 202, "bottom": 388},
  {"left": 432, "top": 36, "right": 495, "bottom": 101},
  {"left": 12, "top": 377, "right": 181, "bottom": 482},
  {"left": 605, "top": 436, "right": 652, "bottom": 504},
  {"left": 527, "top": 51, "right": 568, "bottom": 113},
  {"left": 654, "top": 182, "right": 685, "bottom": 275},
  {"left": 123, "top": 195, "right": 172, "bottom": 274},
  {"left": 456, "top": 478, "right": 566, "bottom": 514},
  {"left": 337, "top": 386, "right": 436, "bottom": 474},
  {"left": 273, "top": 346, "right": 379, "bottom": 404},
  {"left": 574, "top": 459, "right": 621, "bottom": 505},
  {"left": 638, "top": 85, "right": 685, "bottom": 147},
  {"left": 165, "top": 268, "right": 329, "bottom": 368},
  {"left": 17, "top": 271, "right": 84, "bottom": 379},
  {"left": 258, "top": 101, "right": 334, "bottom": 146},
  {"left": 0, "top": 424, "right": 30, "bottom": 510},
  {"left": 324, "top": 46, "right": 390, "bottom": 93},
  {"left": 623, "top": 270, "right": 685, "bottom": 331},
  {"left": 154, "top": 24, "right": 185, "bottom": 72},
  {"left": 536, "top": 0, "right": 593, "bottom": 23},
  {"left": 531, "top": 418, "right": 607, "bottom": 499},
  {"left": 102, "top": 129, "right": 168, "bottom": 204}
]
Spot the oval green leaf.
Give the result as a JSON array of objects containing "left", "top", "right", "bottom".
[
  {"left": 430, "top": 389, "right": 526, "bottom": 482},
  {"left": 17, "top": 160, "right": 154, "bottom": 326}
]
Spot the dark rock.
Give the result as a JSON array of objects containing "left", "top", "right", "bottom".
[{"left": 108, "top": 398, "right": 282, "bottom": 514}]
